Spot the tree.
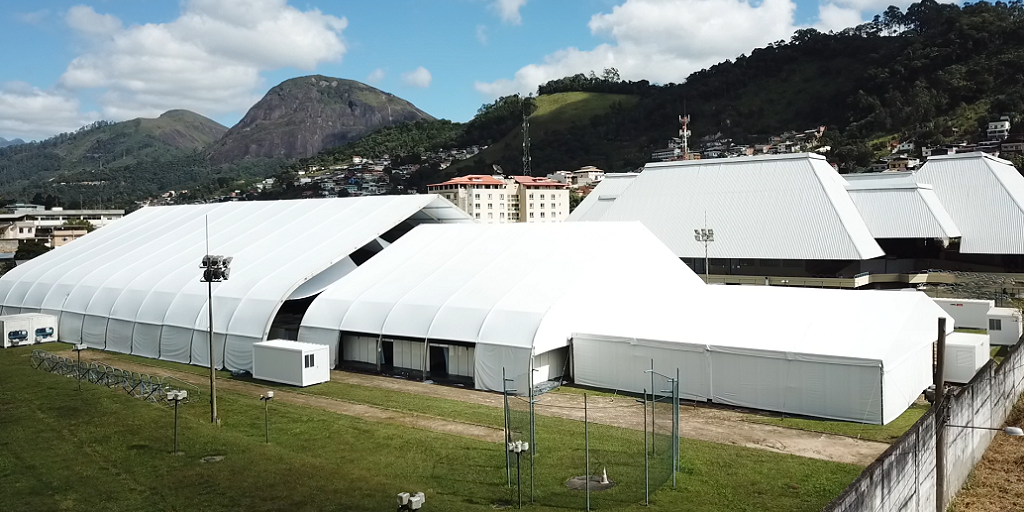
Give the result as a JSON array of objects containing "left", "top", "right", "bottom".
[
  {"left": 62, "top": 218, "right": 95, "bottom": 232},
  {"left": 14, "top": 240, "right": 51, "bottom": 260}
]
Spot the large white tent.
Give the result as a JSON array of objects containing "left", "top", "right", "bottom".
[
  {"left": 571, "top": 286, "right": 953, "bottom": 424},
  {"left": 0, "top": 196, "right": 470, "bottom": 370},
  {"left": 297, "top": 222, "right": 705, "bottom": 391}
]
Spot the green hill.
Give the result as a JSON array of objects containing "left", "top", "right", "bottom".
[{"left": 0, "top": 110, "right": 229, "bottom": 206}]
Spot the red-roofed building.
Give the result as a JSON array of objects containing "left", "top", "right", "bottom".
[{"left": 428, "top": 175, "right": 569, "bottom": 224}]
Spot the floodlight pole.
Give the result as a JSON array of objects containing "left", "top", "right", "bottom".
[
  {"left": 173, "top": 395, "right": 180, "bottom": 453},
  {"left": 206, "top": 217, "right": 219, "bottom": 426},
  {"left": 693, "top": 213, "right": 715, "bottom": 283},
  {"left": 640, "top": 390, "right": 649, "bottom": 506},
  {"left": 935, "top": 317, "right": 947, "bottom": 512}
]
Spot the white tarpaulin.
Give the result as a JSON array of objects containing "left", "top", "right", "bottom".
[
  {"left": 298, "top": 222, "right": 705, "bottom": 390},
  {"left": 572, "top": 286, "right": 953, "bottom": 424},
  {"left": 0, "top": 196, "right": 470, "bottom": 370}
]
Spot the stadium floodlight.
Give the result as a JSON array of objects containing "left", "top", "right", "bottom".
[
  {"left": 260, "top": 391, "right": 274, "bottom": 444},
  {"left": 693, "top": 214, "right": 715, "bottom": 283}
]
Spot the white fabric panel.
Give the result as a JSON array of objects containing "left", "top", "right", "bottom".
[
  {"left": 0, "top": 195, "right": 470, "bottom": 371},
  {"left": 59, "top": 312, "right": 85, "bottom": 345},
  {"left": 106, "top": 319, "right": 137, "bottom": 355},
  {"left": 392, "top": 339, "right": 425, "bottom": 370},
  {"left": 572, "top": 335, "right": 710, "bottom": 401},
  {"left": 159, "top": 326, "right": 194, "bottom": 363},
  {"left": 474, "top": 343, "right": 531, "bottom": 392},
  {"left": 342, "top": 335, "right": 377, "bottom": 364},
  {"left": 132, "top": 323, "right": 163, "bottom": 358},
  {"left": 82, "top": 315, "right": 112, "bottom": 350},
  {"left": 299, "top": 326, "right": 342, "bottom": 366},
  {"left": 286, "top": 257, "right": 357, "bottom": 300},
  {"left": 532, "top": 347, "right": 565, "bottom": 383},
  {"left": 190, "top": 330, "right": 227, "bottom": 369}
]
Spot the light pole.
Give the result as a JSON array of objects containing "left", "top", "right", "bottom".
[
  {"left": 72, "top": 344, "right": 88, "bottom": 391},
  {"left": 637, "top": 392, "right": 649, "bottom": 506},
  {"left": 260, "top": 391, "right": 274, "bottom": 443},
  {"left": 167, "top": 389, "right": 188, "bottom": 454},
  {"left": 693, "top": 223, "right": 715, "bottom": 283},
  {"left": 199, "top": 244, "right": 232, "bottom": 425}
]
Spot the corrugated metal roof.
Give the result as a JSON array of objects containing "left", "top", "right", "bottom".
[
  {"left": 845, "top": 173, "right": 961, "bottom": 240},
  {"left": 586, "top": 154, "right": 883, "bottom": 260},
  {"left": 915, "top": 152, "right": 1024, "bottom": 254},
  {"left": 567, "top": 173, "right": 638, "bottom": 222}
]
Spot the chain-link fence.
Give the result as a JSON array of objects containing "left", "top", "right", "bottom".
[
  {"left": 500, "top": 363, "right": 679, "bottom": 510},
  {"left": 29, "top": 349, "right": 198, "bottom": 405}
]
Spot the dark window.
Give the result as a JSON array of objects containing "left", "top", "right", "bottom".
[
  {"left": 990, "top": 318, "right": 1002, "bottom": 331},
  {"left": 304, "top": 353, "right": 315, "bottom": 368}
]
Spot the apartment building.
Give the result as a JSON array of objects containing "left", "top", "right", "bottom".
[
  {"left": 428, "top": 175, "right": 569, "bottom": 223},
  {"left": 0, "top": 205, "right": 125, "bottom": 246}
]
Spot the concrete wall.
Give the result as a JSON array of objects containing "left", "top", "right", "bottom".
[{"left": 823, "top": 339, "right": 1024, "bottom": 512}]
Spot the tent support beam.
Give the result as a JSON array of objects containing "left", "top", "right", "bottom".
[{"left": 423, "top": 338, "right": 429, "bottom": 382}]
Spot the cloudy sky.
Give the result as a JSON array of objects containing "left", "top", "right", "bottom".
[{"left": 1, "top": 0, "right": 912, "bottom": 141}]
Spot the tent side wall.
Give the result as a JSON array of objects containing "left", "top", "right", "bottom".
[
  {"left": 571, "top": 334, "right": 710, "bottom": 401},
  {"left": 709, "top": 349, "right": 884, "bottom": 424},
  {"left": 474, "top": 343, "right": 532, "bottom": 392},
  {"left": 881, "top": 339, "right": 934, "bottom": 424},
  {"left": 297, "top": 325, "right": 342, "bottom": 366}
]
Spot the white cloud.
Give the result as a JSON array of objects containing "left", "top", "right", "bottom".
[
  {"left": 476, "top": 0, "right": 800, "bottom": 98},
  {"left": 66, "top": 5, "right": 122, "bottom": 37},
  {"left": 401, "top": 66, "right": 433, "bottom": 88},
  {"left": 815, "top": 4, "right": 865, "bottom": 32},
  {"left": 493, "top": 0, "right": 528, "bottom": 25},
  {"left": 476, "top": 24, "right": 488, "bottom": 45},
  {"left": 366, "top": 68, "right": 386, "bottom": 84},
  {"left": 14, "top": 9, "right": 51, "bottom": 26},
  {"left": 0, "top": 82, "right": 99, "bottom": 141},
  {"left": 58, "top": 1, "right": 348, "bottom": 120}
]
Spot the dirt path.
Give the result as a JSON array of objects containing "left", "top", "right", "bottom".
[
  {"left": 76, "top": 351, "right": 887, "bottom": 466},
  {"left": 74, "top": 352, "right": 504, "bottom": 444}
]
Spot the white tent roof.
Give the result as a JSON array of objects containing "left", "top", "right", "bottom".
[
  {"left": 567, "top": 173, "right": 638, "bottom": 222},
  {"left": 575, "top": 285, "right": 952, "bottom": 362},
  {"left": 845, "top": 172, "right": 961, "bottom": 240},
  {"left": 915, "top": 152, "right": 1024, "bottom": 254},
  {"left": 573, "top": 153, "right": 884, "bottom": 260},
  {"left": 0, "top": 195, "right": 470, "bottom": 370},
  {"left": 298, "top": 221, "right": 705, "bottom": 355}
]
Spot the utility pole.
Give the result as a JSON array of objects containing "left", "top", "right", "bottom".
[
  {"left": 934, "top": 317, "right": 947, "bottom": 512},
  {"left": 199, "top": 216, "right": 232, "bottom": 425}
]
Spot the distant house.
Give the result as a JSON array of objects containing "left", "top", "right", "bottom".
[{"left": 988, "top": 117, "right": 1011, "bottom": 140}]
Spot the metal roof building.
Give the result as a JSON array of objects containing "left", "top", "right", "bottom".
[
  {"left": 914, "top": 153, "right": 1024, "bottom": 254},
  {"left": 567, "top": 173, "right": 638, "bottom": 222},
  {"left": 0, "top": 196, "right": 471, "bottom": 371},
  {"left": 297, "top": 221, "right": 705, "bottom": 391},
  {"left": 845, "top": 172, "right": 961, "bottom": 241},
  {"left": 570, "top": 154, "right": 884, "bottom": 261}
]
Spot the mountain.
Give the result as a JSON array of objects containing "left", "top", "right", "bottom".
[
  {"left": 0, "top": 110, "right": 230, "bottom": 206},
  {"left": 0, "top": 138, "right": 25, "bottom": 148},
  {"left": 207, "top": 75, "right": 434, "bottom": 164}
]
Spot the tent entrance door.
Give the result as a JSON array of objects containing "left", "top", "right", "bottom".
[
  {"left": 381, "top": 340, "right": 394, "bottom": 372},
  {"left": 429, "top": 345, "right": 449, "bottom": 378}
]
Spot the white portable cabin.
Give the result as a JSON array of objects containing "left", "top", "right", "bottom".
[
  {"left": 987, "top": 307, "right": 1023, "bottom": 346},
  {"left": 0, "top": 314, "right": 34, "bottom": 348},
  {"left": 932, "top": 298, "right": 995, "bottom": 330},
  {"left": 943, "top": 332, "right": 990, "bottom": 384},
  {"left": 252, "top": 340, "right": 330, "bottom": 387}
]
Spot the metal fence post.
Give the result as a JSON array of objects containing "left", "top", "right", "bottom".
[
  {"left": 585, "top": 392, "right": 590, "bottom": 512},
  {"left": 503, "top": 367, "right": 511, "bottom": 488},
  {"left": 529, "top": 363, "right": 535, "bottom": 504},
  {"left": 674, "top": 367, "right": 680, "bottom": 488},
  {"left": 643, "top": 388, "right": 649, "bottom": 506}
]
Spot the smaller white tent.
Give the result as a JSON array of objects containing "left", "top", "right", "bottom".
[
  {"left": 298, "top": 222, "right": 705, "bottom": 391},
  {"left": 572, "top": 286, "right": 953, "bottom": 424}
]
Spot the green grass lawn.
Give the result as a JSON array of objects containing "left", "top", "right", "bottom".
[
  {"left": 745, "top": 403, "right": 930, "bottom": 444},
  {"left": 955, "top": 328, "right": 988, "bottom": 335},
  {"left": 1, "top": 345, "right": 862, "bottom": 511}
]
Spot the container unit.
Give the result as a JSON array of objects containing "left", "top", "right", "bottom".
[
  {"left": 0, "top": 314, "right": 34, "bottom": 348},
  {"left": 932, "top": 298, "right": 995, "bottom": 331},
  {"left": 943, "top": 332, "right": 990, "bottom": 384},
  {"left": 252, "top": 339, "right": 330, "bottom": 387},
  {"left": 987, "top": 307, "right": 1023, "bottom": 346}
]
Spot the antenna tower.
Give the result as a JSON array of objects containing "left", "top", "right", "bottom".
[
  {"left": 522, "top": 106, "right": 532, "bottom": 177},
  {"left": 679, "top": 114, "right": 691, "bottom": 160}
]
